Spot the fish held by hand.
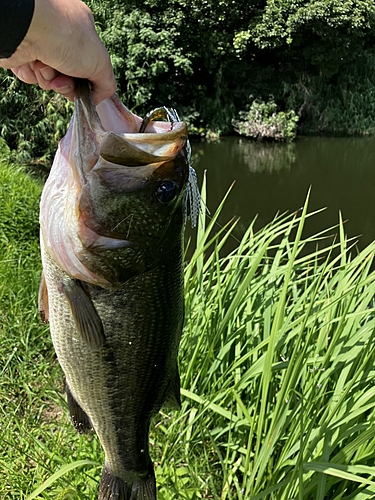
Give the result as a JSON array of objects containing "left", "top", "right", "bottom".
[{"left": 39, "top": 80, "right": 196, "bottom": 500}]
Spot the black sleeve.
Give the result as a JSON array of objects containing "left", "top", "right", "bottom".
[{"left": 0, "top": 0, "right": 35, "bottom": 58}]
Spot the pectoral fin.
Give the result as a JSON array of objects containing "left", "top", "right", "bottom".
[
  {"left": 38, "top": 272, "right": 49, "bottom": 324},
  {"left": 163, "top": 365, "right": 181, "bottom": 410},
  {"left": 61, "top": 279, "right": 105, "bottom": 349}
]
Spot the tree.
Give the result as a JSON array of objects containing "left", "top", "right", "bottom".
[{"left": 3, "top": 0, "right": 375, "bottom": 161}]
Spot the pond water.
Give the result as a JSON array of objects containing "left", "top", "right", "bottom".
[{"left": 187, "top": 136, "right": 375, "bottom": 253}]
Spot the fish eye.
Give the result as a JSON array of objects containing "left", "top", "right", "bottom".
[{"left": 155, "top": 181, "right": 178, "bottom": 204}]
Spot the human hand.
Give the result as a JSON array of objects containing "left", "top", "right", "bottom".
[{"left": 0, "top": 0, "right": 116, "bottom": 105}]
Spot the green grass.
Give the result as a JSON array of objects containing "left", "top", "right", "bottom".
[{"left": 2, "top": 159, "right": 375, "bottom": 499}]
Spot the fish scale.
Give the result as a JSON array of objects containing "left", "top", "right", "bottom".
[{"left": 39, "top": 80, "right": 192, "bottom": 499}]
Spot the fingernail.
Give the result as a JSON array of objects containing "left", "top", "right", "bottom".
[
  {"left": 40, "top": 65, "right": 56, "bottom": 81},
  {"left": 17, "top": 68, "right": 25, "bottom": 81}
]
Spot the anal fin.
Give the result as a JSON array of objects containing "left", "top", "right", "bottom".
[
  {"left": 66, "top": 384, "right": 93, "bottom": 434},
  {"left": 61, "top": 279, "right": 105, "bottom": 349}
]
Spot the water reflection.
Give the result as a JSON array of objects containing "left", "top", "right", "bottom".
[
  {"left": 188, "top": 136, "right": 375, "bottom": 252},
  {"left": 231, "top": 139, "right": 296, "bottom": 174}
]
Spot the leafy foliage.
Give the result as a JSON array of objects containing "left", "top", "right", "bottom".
[
  {"left": 86, "top": 0, "right": 375, "bottom": 138},
  {"left": 2, "top": 0, "right": 375, "bottom": 161},
  {"left": 233, "top": 98, "right": 299, "bottom": 141},
  {"left": 237, "top": 0, "right": 375, "bottom": 75},
  {"left": 0, "top": 70, "right": 72, "bottom": 164},
  {"left": 286, "top": 50, "right": 375, "bottom": 135},
  {"left": 87, "top": 0, "right": 253, "bottom": 134}
]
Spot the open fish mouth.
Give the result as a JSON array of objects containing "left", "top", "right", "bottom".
[
  {"left": 93, "top": 99, "right": 189, "bottom": 167},
  {"left": 74, "top": 79, "right": 190, "bottom": 184}
]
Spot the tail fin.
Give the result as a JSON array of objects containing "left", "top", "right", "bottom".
[
  {"left": 98, "top": 466, "right": 156, "bottom": 500},
  {"left": 130, "top": 473, "right": 156, "bottom": 500}
]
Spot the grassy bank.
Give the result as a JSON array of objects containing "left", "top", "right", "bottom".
[{"left": 2, "top": 160, "right": 375, "bottom": 499}]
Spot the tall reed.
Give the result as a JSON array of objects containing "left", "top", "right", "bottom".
[{"left": 2, "top": 161, "right": 375, "bottom": 499}]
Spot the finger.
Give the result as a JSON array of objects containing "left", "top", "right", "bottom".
[
  {"left": 91, "top": 80, "right": 117, "bottom": 106},
  {"left": 11, "top": 65, "right": 38, "bottom": 84},
  {"left": 32, "top": 62, "right": 59, "bottom": 91},
  {"left": 35, "top": 62, "right": 59, "bottom": 82},
  {"left": 50, "top": 74, "right": 75, "bottom": 101},
  {"left": 87, "top": 53, "right": 117, "bottom": 105}
]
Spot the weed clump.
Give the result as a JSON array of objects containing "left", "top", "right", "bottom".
[{"left": 233, "top": 98, "right": 299, "bottom": 142}]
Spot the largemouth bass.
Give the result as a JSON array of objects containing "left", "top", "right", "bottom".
[{"left": 39, "top": 80, "right": 193, "bottom": 500}]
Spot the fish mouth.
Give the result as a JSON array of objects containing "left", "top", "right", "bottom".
[{"left": 75, "top": 80, "right": 188, "bottom": 173}]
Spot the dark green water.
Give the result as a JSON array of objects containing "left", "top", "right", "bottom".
[{"left": 188, "top": 136, "right": 375, "bottom": 252}]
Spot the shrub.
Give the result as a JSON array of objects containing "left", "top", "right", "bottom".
[
  {"left": 0, "top": 70, "right": 72, "bottom": 164},
  {"left": 232, "top": 98, "right": 299, "bottom": 141}
]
